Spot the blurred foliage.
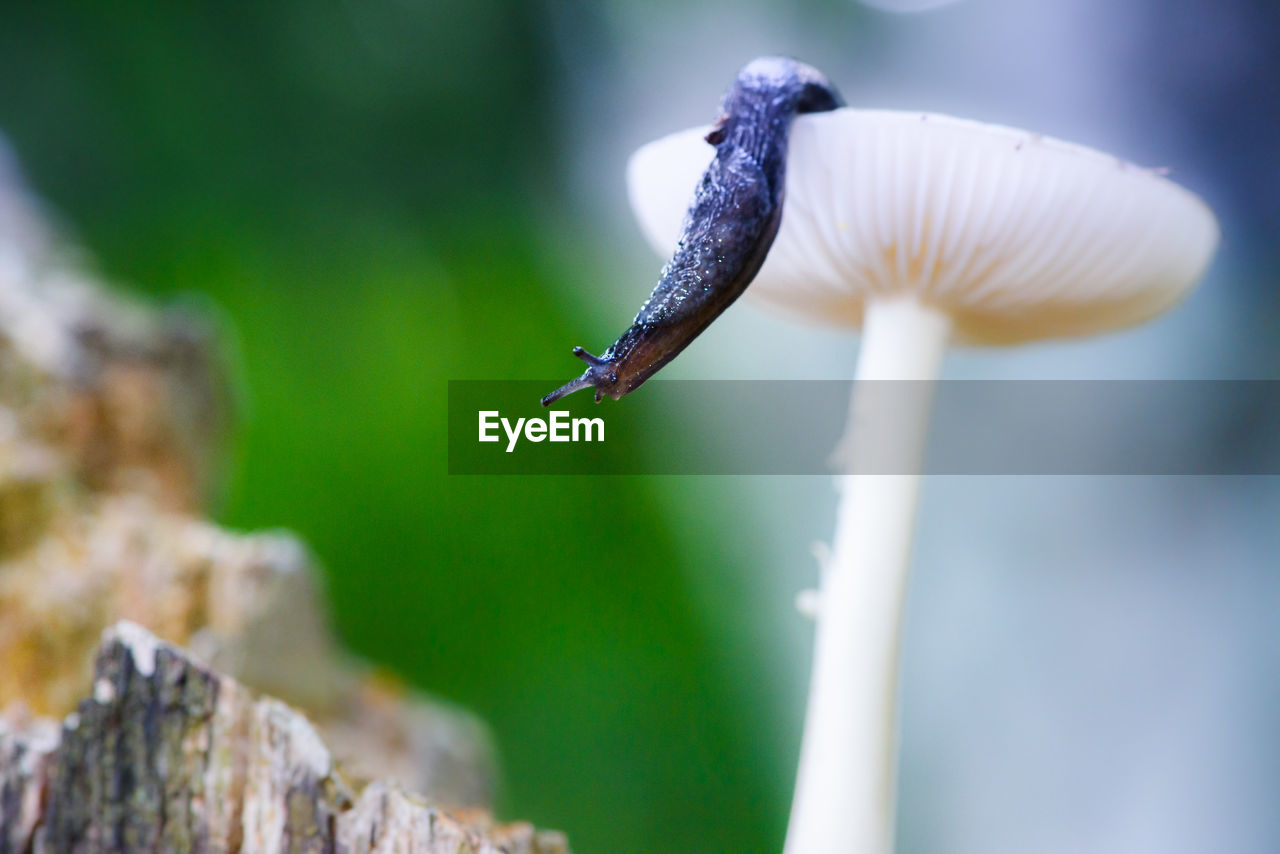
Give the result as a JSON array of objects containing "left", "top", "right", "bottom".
[{"left": 0, "top": 3, "right": 792, "bottom": 852}]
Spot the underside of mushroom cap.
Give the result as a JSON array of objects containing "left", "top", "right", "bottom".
[{"left": 627, "top": 109, "right": 1219, "bottom": 345}]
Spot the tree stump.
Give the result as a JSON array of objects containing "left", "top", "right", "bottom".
[
  {"left": 0, "top": 141, "right": 568, "bottom": 850},
  {"left": 0, "top": 623, "right": 568, "bottom": 853}
]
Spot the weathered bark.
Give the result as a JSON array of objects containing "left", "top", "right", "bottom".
[
  {"left": 0, "top": 143, "right": 565, "bottom": 846},
  {"left": 0, "top": 148, "right": 496, "bottom": 810},
  {"left": 0, "top": 623, "right": 569, "bottom": 854}
]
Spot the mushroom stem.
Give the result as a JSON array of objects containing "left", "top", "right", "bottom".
[{"left": 785, "top": 297, "right": 951, "bottom": 854}]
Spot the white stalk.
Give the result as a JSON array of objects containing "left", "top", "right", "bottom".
[{"left": 785, "top": 297, "right": 951, "bottom": 854}]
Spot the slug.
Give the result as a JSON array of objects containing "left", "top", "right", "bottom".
[{"left": 541, "top": 56, "right": 843, "bottom": 406}]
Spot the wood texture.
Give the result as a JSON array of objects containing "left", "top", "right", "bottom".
[
  {"left": 0, "top": 154, "right": 496, "bottom": 809},
  {"left": 0, "top": 623, "right": 569, "bottom": 854}
]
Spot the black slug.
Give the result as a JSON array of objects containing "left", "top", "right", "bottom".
[{"left": 541, "top": 56, "right": 843, "bottom": 406}]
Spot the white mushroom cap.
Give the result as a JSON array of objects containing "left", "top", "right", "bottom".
[{"left": 628, "top": 109, "right": 1219, "bottom": 345}]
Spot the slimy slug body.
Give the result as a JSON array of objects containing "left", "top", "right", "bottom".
[{"left": 542, "top": 57, "right": 843, "bottom": 405}]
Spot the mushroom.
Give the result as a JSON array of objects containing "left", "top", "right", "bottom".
[{"left": 627, "top": 108, "right": 1218, "bottom": 853}]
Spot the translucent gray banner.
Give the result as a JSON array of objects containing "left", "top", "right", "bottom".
[{"left": 447, "top": 381, "right": 1280, "bottom": 475}]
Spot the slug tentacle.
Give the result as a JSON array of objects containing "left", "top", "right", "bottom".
[
  {"left": 540, "top": 371, "right": 595, "bottom": 407},
  {"left": 542, "top": 57, "right": 843, "bottom": 406},
  {"left": 571, "top": 346, "right": 607, "bottom": 368},
  {"left": 540, "top": 347, "right": 617, "bottom": 405}
]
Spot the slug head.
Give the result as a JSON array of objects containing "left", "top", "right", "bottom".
[{"left": 540, "top": 347, "right": 624, "bottom": 406}]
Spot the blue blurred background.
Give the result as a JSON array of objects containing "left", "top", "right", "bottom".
[{"left": 1, "top": 1, "right": 1276, "bottom": 851}]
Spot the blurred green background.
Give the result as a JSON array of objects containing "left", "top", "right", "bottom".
[
  {"left": 0, "top": 4, "right": 797, "bottom": 851},
  {"left": 4, "top": 3, "right": 1277, "bottom": 853}
]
